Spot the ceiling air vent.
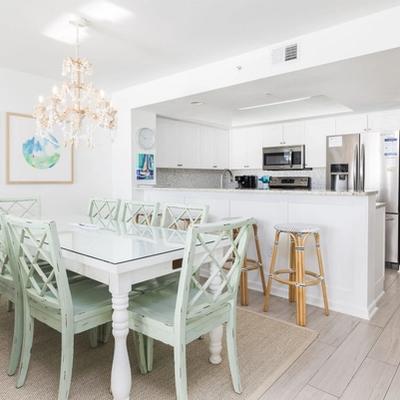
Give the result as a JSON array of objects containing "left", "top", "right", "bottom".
[
  {"left": 271, "top": 43, "right": 298, "bottom": 64},
  {"left": 285, "top": 44, "right": 298, "bottom": 61}
]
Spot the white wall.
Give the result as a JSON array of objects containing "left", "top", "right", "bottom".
[{"left": 0, "top": 68, "right": 113, "bottom": 216}]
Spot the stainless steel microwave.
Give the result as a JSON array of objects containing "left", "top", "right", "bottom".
[{"left": 263, "top": 145, "right": 305, "bottom": 170}]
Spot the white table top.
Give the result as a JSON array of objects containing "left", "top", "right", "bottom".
[{"left": 49, "top": 216, "right": 215, "bottom": 265}]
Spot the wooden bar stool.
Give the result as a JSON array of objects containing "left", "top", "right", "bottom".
[
  {"left": 225, "top": 222, "right": 267, "bottom": 306},
  {"left": 263, "top": 223, "right": 329, "bottom": 326}
]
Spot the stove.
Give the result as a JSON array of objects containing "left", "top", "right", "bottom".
[{"left": 269, "top": 176, "right": 311, "bottom": 190}]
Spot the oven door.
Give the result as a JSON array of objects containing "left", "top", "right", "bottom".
[{"left": 263, "top": 146, "right": 304, "bottom": 170}]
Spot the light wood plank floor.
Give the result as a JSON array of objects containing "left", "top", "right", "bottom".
[{"left": 241, "top": 269, "right": 400, "bottom": 400}]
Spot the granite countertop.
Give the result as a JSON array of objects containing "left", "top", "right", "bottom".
[{"left": 137, "top": 186, "right": 378, "bottom": 197}]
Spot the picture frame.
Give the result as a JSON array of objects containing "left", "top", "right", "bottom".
[
  {"left": 136, "top": 153, "right": 156, "bottom": 184},
  {"left": 6, "top": 112, "right": 74, "bottom": 184}
]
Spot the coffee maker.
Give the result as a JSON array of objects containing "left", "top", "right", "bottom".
[{"left": 235, "top": 175, "right": 257, "bottom": 189}]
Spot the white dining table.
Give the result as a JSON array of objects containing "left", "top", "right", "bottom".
[{"left": 51, "top": 216, "right": 226, "bottom": 400}]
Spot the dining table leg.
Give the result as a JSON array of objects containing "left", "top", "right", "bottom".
[
  {"left": 208, "top": 254, "right": 224, "bottom": 365},
  {"left": 110, "top": 283, "right": 132, "bottom": 400}
]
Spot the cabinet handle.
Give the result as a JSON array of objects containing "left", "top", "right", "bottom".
[
  {"left": 213, "top": 165, "right": 218, "bottom": 168},
  {"left": 243, "top": 165, "right": 250, "bottom": 168},
  {"left": 177, "top": 163, "right": 183, "bottom": 167}
]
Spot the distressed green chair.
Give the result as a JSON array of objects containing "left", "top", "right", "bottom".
[
  {"left": 4, "top": 215, "right": 113, "bottom": 400},
  {"left": 0, "top": 198, "right": 41, "bottom": 376},
  {"left": 88, "top": 198, "right": 121, "bottom": 220},
  {"left": 129, "top": 217, "right": 253, "bottom": 400},
  {"left": 120, "top": 200, "right": 160, "bottom": 225},
  {"left": 160, "top": 203, "right": 209, "bottom": 230}
]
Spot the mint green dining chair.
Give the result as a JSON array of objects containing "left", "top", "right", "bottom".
[
  {"left": 0, "top": 198, "right": 41, "bottom": 376},
  {"left": 120, "top": 200, "right": 160, "bottom": 225},
  {"left": 129, "top": 217, "right": 253, "bottom": 400},
  {"left": 88, "top": 198, "right": 121, "bottom": 220},
  {"left": 160, "top": 203, "right": 209, "bottom": 230},
  {"left": 4, "top": 215, "right": 113, "bottom": 400}
]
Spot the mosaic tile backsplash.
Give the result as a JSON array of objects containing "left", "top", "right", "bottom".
[{"left": 156, "top": 167, "right": 326, "bottom": 190}]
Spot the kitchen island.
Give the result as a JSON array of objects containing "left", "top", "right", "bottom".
[{"left": 135, "top": 187, "right": 385, "bottom": 320}]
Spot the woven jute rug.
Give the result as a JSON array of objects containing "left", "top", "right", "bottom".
[{"left": 0, "top": 301, "right": 317, "bottom": 399}]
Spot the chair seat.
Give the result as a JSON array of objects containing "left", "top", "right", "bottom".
[
  {"left": 29, "top": 278, "right": 112, "bottom": 332},
  {"left": 274, "top": 223, "right": 320, "bottom": 234},
  {"left": 129, "top": 280, "right": 228, "bottom": 327},
  {"left": 131, "top": 272, "right": 179, "bottom": 295}
]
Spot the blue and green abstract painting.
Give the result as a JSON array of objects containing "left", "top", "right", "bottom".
[{"left": 22, "top": 134, "right": 60, "bottom": 169}]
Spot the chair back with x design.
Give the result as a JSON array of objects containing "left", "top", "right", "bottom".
[
  {"left": 160, "top": 203, "right": 209, "bottom": 231},
  {"left": 0, "top": 198, "right": 41, "bottom": 284},
  {"left": 88, "top": 198, "right": 121, "bottom": 221},
  {"left": 175, "top": 217, "right": 253, "bottom": 325},
  {"left": 4, "top": 215, "right": 72, "bottom": 315},
  {"left": 121, "top": 201, "right": 160, "bottom": 226}
]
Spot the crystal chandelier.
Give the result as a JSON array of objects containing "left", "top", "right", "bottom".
[{"left": 34, "top": 19, "right": 117, "bottom": 148}]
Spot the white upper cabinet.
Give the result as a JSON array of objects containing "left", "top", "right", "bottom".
[
  {"left": 230, "top": 126, "right": 262, "bottom": 169},
  {"left": 262, "top": 124, "right": 283, "bottom": 147},
  {"left": 367, "top": 110, "right": 400, "bottom": 131},
  {"left": 282, "top": 121, "right": 305, "bottom": 145},
  {"left": 335, "top": 114, "right": 368, "bottom": 134},
  {"left": 305, "top": 118, "right": 335, "bottom": 168},
  {"left": 157, "top": 117, "right": 179, "bottom": 168},
  {"left": 199, "top": 125, "right": 229, "bottom": 169}
]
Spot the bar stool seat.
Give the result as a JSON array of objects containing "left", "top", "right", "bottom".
[
  {"left": 274, "top": 223, "right": 320, "bottom": 234},
  {"left": 264, "top": 223, "right": 329, "bottom": 326}
]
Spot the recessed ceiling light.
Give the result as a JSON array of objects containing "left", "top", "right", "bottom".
[
  {"left": 43, "top": 14, "right": 89, "bottom": 44},
  {"left": 238, "top": 96, "right": 312, "bottom": 111},
  {"left": 190, "top": 101, "right": 204, "bottom": 105},
  {"left": 80, "top": 1, "right": 134, "bottom": 22}
]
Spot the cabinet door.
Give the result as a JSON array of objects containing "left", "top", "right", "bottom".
[
  {"left": 367, "top": 110, "right": 400, "bottom": 131},
  {"left": 305, "top": 118, "right": 335, "bottom": 168},
  {"left": 230, "top": 128, "right": 248, "bottom": 169},
  {"left": 178, "top": 121, "right": 200, "bottom": 168},
  {"left": 282, "top": 121, "right": 305, "bottom": 145},
  {"left": 335, "top": 114, "right": 368, "bottom": 134},
  {"left": 262, "top": 124, "right": 283, "bottom": 147},
  {"left": 156, "top": 117, "right": 179, "bottom": 168},
  {"left": 246, "top": 127, "right": 263, "bottom": 169},
  {"left": 213, "top": 128, "right": 229, "bottom": 169}
]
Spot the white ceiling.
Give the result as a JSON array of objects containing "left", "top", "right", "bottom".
[
  {"left": 141, "top": 48, "right": 400, "bottom": 127},
  {"left": 1, "top": 0, "right": 400, "bottom": 91}
]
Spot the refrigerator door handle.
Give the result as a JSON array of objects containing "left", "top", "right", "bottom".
[
  {"left": 360, "top": 143, "right": 365, "bottom": 192},
  {"left": 353, "top": 144, "right": 359, "bottom": 191}
]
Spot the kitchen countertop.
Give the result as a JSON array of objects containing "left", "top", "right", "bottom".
[{"left": 137, "top": 187, "right": 378, "bottom": 197}]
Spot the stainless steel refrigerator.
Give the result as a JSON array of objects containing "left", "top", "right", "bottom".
[{"left": 326, "top": 132, "right": 400, "bottom": 265}]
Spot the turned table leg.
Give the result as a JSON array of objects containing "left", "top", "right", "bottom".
[{"left": 110, "top": 290, "right": 131, "bottom": 400}]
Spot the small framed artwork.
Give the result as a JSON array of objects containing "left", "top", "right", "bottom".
[
  {"left": 6, "top": 112, "right": 74, "bottom": 184},
  {"left": 136, "top": 153, "right": 155, "bottom": 184}
]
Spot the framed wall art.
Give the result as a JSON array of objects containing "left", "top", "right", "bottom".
[
  {"left": 136, "top": 153, "right": 155, "bottom": 184},
  {"left": 6, "top": 112, "right": 74, "bottom": 184}
]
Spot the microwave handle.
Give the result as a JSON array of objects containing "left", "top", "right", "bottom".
[{"left": 289, "top": 149, "right": 293, "bottom": 167}]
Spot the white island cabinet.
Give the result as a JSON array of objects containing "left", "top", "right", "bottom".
[{"left": 136, "top": 187, "right": 384, "bottom": 320}]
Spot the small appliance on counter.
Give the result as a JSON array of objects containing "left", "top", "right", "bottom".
[
  {"left": 235, "top": 175, "right": 257, "bottom": 189},
  {"left": 268, "top": 176, "right": 311, "bottom": 190}
]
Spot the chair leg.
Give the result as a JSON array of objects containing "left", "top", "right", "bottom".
[
  {"left": 241, "top": 271, "right": 249, "bottom": 306},
  {"left": 146, "top": 337, "right": 154, "bottom": 372},
  {"left": 315, "top": 233, "right": 329, "bottom": 316},
  {"left": 174, "top": 341, "right": 188, "bottom": 400},
  {"left": 89, "top": 328, "right": 98, "bottom": 348},
  {"left": 295, "top": 235, "right": 307, "bottom": 327},
  {"left": 133, "top": 332, "right": 148, "bottom": 375},
  {"left": 16, "top": 313, "right": 34, "bottom": 388},
  {"left": 8, "top": 298, "right": 23, "bottom": 376},
  {"left": 226, "top": 307, "right": 242, "bottom": 394},
  {"left": 263, "top": 231, "right": 280, "bottom": 312},
  {"left": 58, "top": 327, "right": 74, "bottom": 400},
  {"left": 289, "top": 238, "right": 296, "bottom": 303},
  {"left": 99, "top": 323, "right": 112, "bottom": 344},
  {"left": 253, "top": 224, "right": 267, "bottom": 295}
]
